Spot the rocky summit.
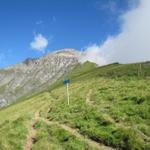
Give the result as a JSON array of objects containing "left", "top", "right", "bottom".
[{"left": 0, "top": 49, "right": 79, "bottom": 107}]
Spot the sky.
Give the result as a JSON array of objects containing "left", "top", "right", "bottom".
[
  {"left": 81, "top": 0, "right": 150, "bottom": 65},
  {"left": 0, "top": 0, "right": 130, "bottom": 68},
  {"left": 0, "top": 0, "right": 149, "bottom": 68}
]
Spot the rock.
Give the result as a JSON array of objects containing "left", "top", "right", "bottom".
[
  {"left": 0, "top": 99, "right": 7, "bottom": 107},
  {"left": 0, "top": 49, "right": 79, "bottom": 107}
]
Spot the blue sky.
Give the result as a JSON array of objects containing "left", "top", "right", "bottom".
[{"left": 0, "top": 0, "right": 130, "bottom": 68}]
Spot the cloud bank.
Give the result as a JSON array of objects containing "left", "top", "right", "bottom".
[
  {"left": 30, "top": 34, "right": 48, "bottom": 52},
  {"left": 80, "top": 0, "right": 150, "bottom": 66}
]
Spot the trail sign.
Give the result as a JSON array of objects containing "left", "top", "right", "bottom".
[
  {"left": 64, "top": 79, "right": 70, "bottom": 85},
  {"left": 64, "top": 79, "right": 70, "bottom": 105}
]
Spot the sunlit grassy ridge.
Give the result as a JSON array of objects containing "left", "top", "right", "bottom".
[{"left": 0, "top": 61, "right": 150, "bottom": 150}]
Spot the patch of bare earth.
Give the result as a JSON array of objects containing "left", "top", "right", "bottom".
[
  {"left": 86, "top": 89, "right": 92, "bottom": 105},
  {"left": 40, "top": 118, "right": 115, "bottom": 150},
  {"left": 24, "top": 111, "right": 39, "bottom": 150}
]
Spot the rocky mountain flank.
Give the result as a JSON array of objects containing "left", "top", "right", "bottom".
[{"left": 0, "top": 49, "right": 79, "bottom": 107}]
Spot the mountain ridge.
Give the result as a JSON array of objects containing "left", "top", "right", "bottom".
[{"left": 0, "top": 48, "right": 80, "bottom": 107}]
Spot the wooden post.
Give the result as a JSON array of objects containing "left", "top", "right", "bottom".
[{"left": 66, "top": 83, "right": 70, "bottom": 105}]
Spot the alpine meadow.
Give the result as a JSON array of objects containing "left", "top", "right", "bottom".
[{"left": 0, "top": 0, "right": 150, "bottom": 150}]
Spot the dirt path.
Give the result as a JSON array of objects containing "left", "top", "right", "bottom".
[
  {"left": 24, "top": 111, "right": 39, "bottom": 150},
  {"left": 86, "top": 89, "right": 92, "bottom": 104},
  {"left": 39, "top": 118, "right": 114, "bottom": 150}
]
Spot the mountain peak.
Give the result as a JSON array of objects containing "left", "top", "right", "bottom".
[
  {"left": 54, "top": 49, "right": 79, "bottom": 57},
  {"left": 23, "top": 58, "right": 38, "bottom": 66},
  {"left": 0, "top": 48, "right": 79, "bottom": 107}
]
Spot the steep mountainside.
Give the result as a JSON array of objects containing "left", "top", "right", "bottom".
[
  {"left": 0, "top": 61, "right": 149, "bottom": 150},
  {"left": 0, "top": 49, "right": 79, "bottom": 107}
]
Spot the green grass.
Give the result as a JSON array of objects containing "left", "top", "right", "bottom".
[
  {"left": 0, "top": 92, "right": 51, "bottom": 150},
  {"left": 47, "top": 77, "right": 150, "bottom": 149},
  {"left": 32, "top": 120, "right": 97, "bottom": 150},
  {"left": 0, "top": 61, "right": 150, "bottom": 150}
]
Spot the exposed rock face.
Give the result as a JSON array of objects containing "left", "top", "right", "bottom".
[
  {"left": 0, "top": 49, "right": 79, "bottom": 107},
  {"left": 0, "top": 99, "right": 7, "bottom": 107}
]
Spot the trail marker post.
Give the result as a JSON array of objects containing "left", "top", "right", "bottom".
[{"left": 64, "top": 79, "right": 70, "bottom": 105}]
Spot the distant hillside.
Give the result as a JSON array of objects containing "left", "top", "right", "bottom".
[
  {"left": 0, "top": 49, "right": 79, "bottom": 107},
  {"left": 49, "top": 61, "right": 150, "bottom": 90},
  {"left": 71, "top": 61, "right": 150, "bottom": 79}
]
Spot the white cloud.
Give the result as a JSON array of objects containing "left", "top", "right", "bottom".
[
  {"left": 36, "top": 20, "right": 43, "bottom": 25},
  {"left": 81, "top": 0, "right": 150, "bottom": 66},
  {"left": 95, "top": 0, "right": 118, "bottom": 14},
  {"left": 52, "top": 16, "right": 56, "bottom": 22},
  {"left": 30, "top": 34, "right": 48, "bottom": 52}
]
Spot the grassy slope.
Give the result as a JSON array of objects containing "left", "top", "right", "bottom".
[{"left": 0, "top": 61, "right": 150, "bottom": 150}]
